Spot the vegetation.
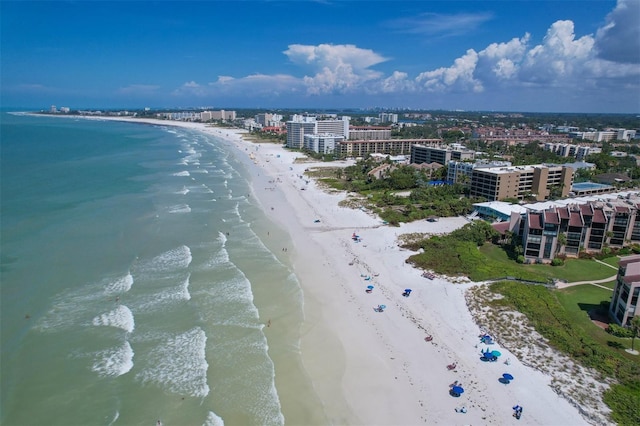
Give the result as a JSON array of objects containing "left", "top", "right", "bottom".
[
  {"left": 316, "top": 157, "right": 484, "bottom": 225},
  {"left": 488, "top": 282, "right": 640, "bottom": 425},
  {"left": 405, "top": 218, "right": 640, "bottom": 424}
]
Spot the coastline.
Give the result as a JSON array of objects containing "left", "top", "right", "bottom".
[{"left": 53, "top": 116, "right": 593, "bottom": 425}]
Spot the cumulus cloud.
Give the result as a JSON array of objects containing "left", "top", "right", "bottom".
[
  {"left": 416, "top": 49, "right": 482, "bottom": 92},
  {"left": 474, "top": 35, "right": 530, "bottom": 83},
  {"left": 284, "top": 44, "right": 387, "bottom": 94},
  {"left": 166, "top": 2, "right": 637, "bottom": 109},
  {"left": 518, "top": 20, "right": 594, "bottom": 85},
  {"left": 595, "top": 0, "right": 640, "bottom": 64}
]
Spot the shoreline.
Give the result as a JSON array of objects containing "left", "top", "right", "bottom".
[{"left": 43, "top": 115, "right": 595, "bottom": 425}]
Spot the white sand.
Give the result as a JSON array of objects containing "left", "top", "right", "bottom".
[{"left": 78, "top": 117, "right": 593, "bottom": 425}]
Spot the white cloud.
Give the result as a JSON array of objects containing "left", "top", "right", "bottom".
[
  {"left": 474, "top": 35, "right": 530, "bottom": 83},
  {"left": 387, "top": 12, "right": 493, "bottom": 37},
  {"left": 284, "top": 44, "right": 387, "bottom": 94},
  {"left": 595, "top": 0, "right": 640, "bottom": 64},
  {"left": 379, "top": 71, "right": 415, "bottom": 93},
  {"left": 166, "top": 2, "right": 637, "bottom": 111},
  {"left": 172, "top": 74, "right": 304, "bottom": 98},
  {"left": 519, "top": 20, "right": 594, "bottom": 85},
  {"left": 416, "top": 49, "right": 482, "bottom": 92}
]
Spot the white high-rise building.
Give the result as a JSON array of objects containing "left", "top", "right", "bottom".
[
  {"left": 286, "top": 116, "right": 317, "bottom": 148},
  {"left": 379, "top": 113, "right": 398, "bottom": 124},
  {"left": 304, "top": 134, "right": 344, "bottom": 154},
  {"left": 316, "top": 116, "right": 350, "bottom": 139}
]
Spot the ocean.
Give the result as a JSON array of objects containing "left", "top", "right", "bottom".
[{"left": 0, "top": 113, "right": 324, "bottom": 425}]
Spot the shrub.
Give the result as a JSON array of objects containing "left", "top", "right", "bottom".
[
  {"left": 606, "top": 323, "right": 635, "bottom": 338},
  {"left": 551, "top": 258, "right": 564, "bottom": 266}
]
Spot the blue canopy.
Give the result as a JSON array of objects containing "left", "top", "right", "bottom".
[
  {"left": 491, "top": 350, "right": 502, "bottom": 357},
  {"left": 404, "top": 289, "right": 412, "bottom": 292},
  {"left": 503, "top": 373, "right": 514, "bottom": 380},
  {"left": 367, "top": 285, "right": 374, "bottom": 289},
  {"left": 452, "top": 386, "right": 464, "bottom": 394},
  {"left": 379, "top": 305, "right": 386, "bottom": 310}
]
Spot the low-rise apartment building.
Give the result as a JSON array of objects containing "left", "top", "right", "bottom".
[
  {"left": 469, "top": 164, "right": 574, "bottom": 202},
  {"left": 510, "top": 196, "right": 640, "bottom": 262},
  {"left": 338, "top": 139, "right": 441, "bottom": 157},
  {"left": 410, "top": 144, "right": 475, "bottom": 166},
  {"left": 610, "top": 254, "right": 640, "bottom": 327}
]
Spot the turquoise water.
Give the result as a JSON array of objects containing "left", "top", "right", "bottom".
[{"left": 0, "top": 113, "right": 312, "bottom": 425}]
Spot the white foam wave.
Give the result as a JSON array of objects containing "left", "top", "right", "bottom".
[
  {"left": 176, "top": 186, "right": 190, "bottom": 195},
  {"left": 135, "top": 275, "right": 191, "bottom": 311},
  {"left": 136, "top": 327, "right": 209, "bottom": 397},
  {"left": 144, "top": 246, "right": 192, "bottom": 272},
  {"left": 203, "top": 411, "right": 224, "bottom": 426},
  {"left": 107, "top": 410, "right": 120, "bottom": 426},
  {"left": 92, "top": 305, "right": 135, "bottom": 333},
  {"left": 104, "top": 273, "right": 133, "bottom": 295},
  {"left": 173, "top": 171, "right": 190, "bottom": 177},
  {"left": 218, "top": 231, "right": 228, "bottom": 246},
  {"left": 92, "top": 341, "right": 134, "bottom": 377},
  {"left": 206, "top": 247, "right": 230, "bottom": 267},
  {"left": 168, "top": 204, "right": 191, "bottom": 214}
]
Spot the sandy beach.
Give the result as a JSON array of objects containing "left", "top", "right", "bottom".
[{"left": 83, "top": 117, "right": 594, "bottom": 425}]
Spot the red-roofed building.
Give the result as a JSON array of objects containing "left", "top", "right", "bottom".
[
  {"left": 610, "top": 255, "right": 640, "bottom": 326},
  {"left": 518, "top": 199, "right": 640, "bottom": 262}
]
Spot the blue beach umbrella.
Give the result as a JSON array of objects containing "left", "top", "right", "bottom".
[
  {"left": 491, "top": 350, "right": 501, "bottom": 357},
  {"left": 452, "top": 386, "right": 464, "bottom": 394},
  {"left": 379, "top": 305, "right": 386, "bottom": 310},
  {"left": 367, "top": 285, "right": 374, "bottom": 290},
  {"left": 503, "top": 373, "right": 514, "bottom": 380}
]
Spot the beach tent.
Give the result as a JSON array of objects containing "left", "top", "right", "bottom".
[{"left": 450, "top": 385, "right": 464, "bottom": 397}]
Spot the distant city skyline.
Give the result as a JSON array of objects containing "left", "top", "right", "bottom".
[{"left": 1, "top": 0, "right": 639, "bottom": 113}]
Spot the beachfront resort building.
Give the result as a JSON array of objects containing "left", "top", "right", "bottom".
[
  {"left": 410, "top": 144, "right": 475, "bottom": 166},
  {"left": 494, "top": 193, "right": 640, "bottom": 263},
  {"left": 303, "top": 134, "right": 344, "bottom": 155},
  {"left": 285, "top": 115, "right": 349, "bottom": 149},
  {"left": 468, "top": 164, "right": 574, "bottom": 202},
  {"left": 337, "top": 139, "right": 442, "bottom": 158},
  {"left": 348, "top": 126, "right": 392, "bottom": 140},
  {"left": 447, "top": 160, "right": 512, "bottom": 185},
  {"left": 610, "top": 255, "right": 640, "bottom": 327}
]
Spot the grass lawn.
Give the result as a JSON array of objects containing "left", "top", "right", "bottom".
[
  {"left": 599, "top": 256, "right": 623, "bottom": 269},
  {"left": 478, "top": 244, "right": 618, "bottom": 283},
  {"left": 554, "top": 285, "right": 636, "bottom": 357}
]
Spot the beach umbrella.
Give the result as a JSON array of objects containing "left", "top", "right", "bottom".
[
  {"left": 404, "top": 288, "right": 412, "bottom": 292},
  {"left": 491, "top": 350, "right": 502, "bottom": 357},
  {"left": 503, "top": 373, "right": 514, "bottom": 380},
  {"left": 498, "top": 377, "right": 511, "bottom": 385},
  {"left": 367, "top": 285, "right": 374, "bottom": 290},
  {"left": 379, "top": 305, "right": 386, "bottom": 310},
  {"left": 452, "top": 386, "right": 464, "bottom": 394}
]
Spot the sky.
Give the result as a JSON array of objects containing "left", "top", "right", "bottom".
[{"left": 1, "top": 0, "right": 639, "bottom": 113}]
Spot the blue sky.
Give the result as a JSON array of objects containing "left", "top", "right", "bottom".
[{"left": 2, "top": 0, "right": 639, "bottom": 112}]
